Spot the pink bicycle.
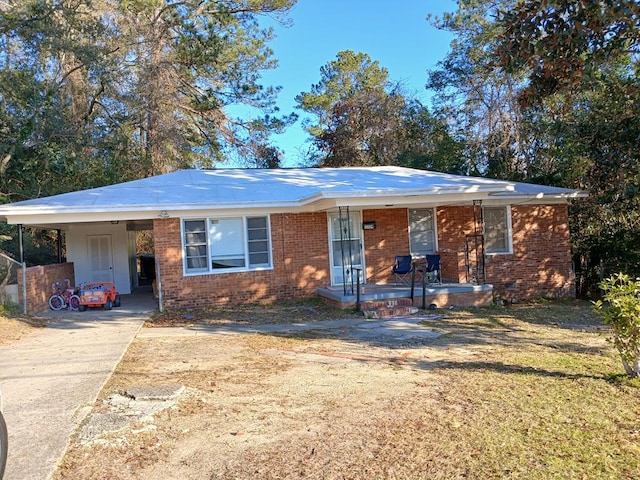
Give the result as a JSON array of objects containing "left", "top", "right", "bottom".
[{"left": 48, "top": 279, "right": 81, "bottom": 311}]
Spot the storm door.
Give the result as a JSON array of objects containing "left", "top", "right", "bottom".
[{"left": 328, "top": 209, "right": 364, "bottom": 291}]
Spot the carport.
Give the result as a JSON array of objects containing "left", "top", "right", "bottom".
[{"left": 1, "top": 219, "right": 159, "bottom": 315}]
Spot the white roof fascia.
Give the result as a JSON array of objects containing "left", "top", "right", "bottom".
[
  {"left": 0, "top": 189, "right": 513, "bottom": 225},
  {"left": 0, "top": 184, "right": 513, "bottom": 225},
  {"left": 490, "top": 192, "right": 588, "bottom": 200}
]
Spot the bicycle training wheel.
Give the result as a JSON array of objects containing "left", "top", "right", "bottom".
[{"left": 48, "top": 295, "right": 64, "bottom": 311}]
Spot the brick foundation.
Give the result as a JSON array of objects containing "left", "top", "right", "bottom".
[{"left": 411, "top": 290, "right": 494, "bottom": 309}]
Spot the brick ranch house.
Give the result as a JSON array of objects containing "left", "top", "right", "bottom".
[{"left": 0, "top": 166, "right": 585, "bottom": 313}]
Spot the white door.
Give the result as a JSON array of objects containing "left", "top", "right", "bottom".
[
  {"left": 87, "top": 235, "right": 114, "bottom": 283},
  {"left": 328, "top": 211, "right": 365, "bottom": 287}
]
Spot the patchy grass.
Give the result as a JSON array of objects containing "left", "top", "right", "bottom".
[
  {"left": 57, "top": 300, "right": 640, "bottom": 480},
  {"left": 402, "top": 301, "right": 639, "bottom": 478},
  {"left": 146, "top": 298, "right": 357, "bottom": 327}
]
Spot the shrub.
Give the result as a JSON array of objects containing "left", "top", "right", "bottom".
[{"left": 593, "top": 273, "right": 640, "bottom": 377}]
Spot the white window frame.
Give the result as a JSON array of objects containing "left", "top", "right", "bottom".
[
  {"left": 483, "top": 205, "right": 513, "bottom": 254},
  {"left": 182, "top": 215, "right": 272, "bottom": 275},
  {"left": 408, "top": 208, "right": 438, "bottom": 256}
]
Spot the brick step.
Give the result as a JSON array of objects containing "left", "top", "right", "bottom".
[
  {"left": 361, "top": 298, "right": 418, "bottom": 319},
  {"left": 360, "top": 298, "right": 413, "bottom": 310}
]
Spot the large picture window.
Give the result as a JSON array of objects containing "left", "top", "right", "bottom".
[
  {"left": 183, "top": 216, "right": 272, "bottom": 274},
  {"left": 409, "top": 208, "right": 437, "bottom": 256},
  {"left": 483, "top": 206, "right": 512, "bottom": 254}
]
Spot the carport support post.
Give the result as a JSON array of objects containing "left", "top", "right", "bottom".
[
  {"left": 18, "top": 223, "right": 24, "bottom": 264},
  {"left": 57, "top": 229, "right": 62, "bottom": 263},
  {"left": 18, "top": 224, "right": 26, "bottom": 314},
  {"left": 21, "top": 261, "right": 26, "bottom": 314}
]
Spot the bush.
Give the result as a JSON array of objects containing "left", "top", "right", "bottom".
[
  {"left": 0, "top": 302, "right": 20, "bottom": 315},
  {"left": 593, "top": 273, "right": 640, "bottom": 378}
]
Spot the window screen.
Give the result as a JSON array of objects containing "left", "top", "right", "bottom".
[
  {"left": 409, "top": 209, "right": 436, "bottom": 255},
  {"left": 484, "top": 206, "right": 511, "bottom": 253}
]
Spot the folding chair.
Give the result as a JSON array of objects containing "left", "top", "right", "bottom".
[
  {"left": 392, "top": 255, "right": 414, "bottom": 286},
  {"left": 424, "top": 254, "right": 441, "bottom": 284}
]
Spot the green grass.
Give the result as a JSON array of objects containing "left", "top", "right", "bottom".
[{"left": 410, "top": 300, "right": 640, "bottom": 479}]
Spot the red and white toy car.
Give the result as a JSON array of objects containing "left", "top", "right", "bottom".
[{"left": 79, "top": 282, "right": 121, "bottom": 311}]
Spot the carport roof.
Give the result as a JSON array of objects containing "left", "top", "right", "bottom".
[{"left": 0, "top": 166, "right": 586, "bottom": 225}]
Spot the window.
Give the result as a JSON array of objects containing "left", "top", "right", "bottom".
[
  {"left": 483, "top": 206, "right": 512, "bottom": 254},
  {"left": 184, "top": 220, "right": 208, "bottom": 271},
  {"left": 409, "top": 208, "right": 437, "bottom": 256},
  {"left": 183, "top": 216, "right": 272, "bottom": 274}
]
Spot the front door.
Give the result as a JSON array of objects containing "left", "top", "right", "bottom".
[
  {"left": 87, "top": 234, "right": 114, "bottom": 283},
  {"left": 328, "top": 211, "right": 364, "bottom": 288}
]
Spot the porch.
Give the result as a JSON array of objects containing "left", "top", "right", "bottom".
[{"left": 317, "top": 282, "right": 494, "bottom": 310}]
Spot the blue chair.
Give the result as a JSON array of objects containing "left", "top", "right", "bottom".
[
  {"left": 392, "top": 255, "right": 414, "bottom": 285},
  {"left": 424, "top": 254, "right": 441, "bottom": 284}
]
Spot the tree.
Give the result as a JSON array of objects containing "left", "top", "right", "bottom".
[
  {"left": 496, "top": 0, "right": 640, "bottom": 106},
  {"left": 493, "top": 0, "right": 640, "bottom": 293},
  {"left": 296, "top": 50, "right": 391, "bottom": 138},
  {"left": 0, "top": 0, "right": 116, "bottom": 201},
  {"left": 295, "top": 50, "right": 395, "bottom": 166},
  {"left": 113, "top": 0, "right": 297, "bottom": 175},
  {"left": 0, "top": 0, "right": 297, "bottom": 205},
  {"left": 396, "top": 100, "right": 466, "bottom": 174},
  {"left": 427, "top": 0, "right": 530, "bottom": 180},
  {"left": 252, "top": 144, "right": 283, "bottom": 169},
  {"left": 429, "top": 1, "right": 640, "bottom": 295},
  {"left": 313, "top": 86, "right": 409, "bottom": 167},
  {"left": 297, "top": 50, "right": 462, "bottom": 171}
]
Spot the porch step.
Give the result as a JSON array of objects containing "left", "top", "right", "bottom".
[{"left": 361, "top": 298, "right": 418, "bottom": 319}]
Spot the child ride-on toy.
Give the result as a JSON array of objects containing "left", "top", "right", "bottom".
[{"left": 78, "top": 282, "right": 121, "bottom": 311}]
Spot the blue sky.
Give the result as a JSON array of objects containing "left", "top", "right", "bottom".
[{"left": 256, "top": 0, "right": 457, "bottom": 167}]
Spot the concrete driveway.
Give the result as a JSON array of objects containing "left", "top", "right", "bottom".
[{"left": 0, "top": 292, "right": 156, "bottom": 480}]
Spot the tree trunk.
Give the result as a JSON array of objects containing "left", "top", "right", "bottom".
[{"left": 622, "top": 356, "right": 640, "bottom": 378}]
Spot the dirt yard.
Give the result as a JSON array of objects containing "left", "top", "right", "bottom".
[
  {"left": 0, "top": 314, "right": 47, "bottom": 346},
  {"left": 11, "top": 301, "right": 637, "bottom": 479}
]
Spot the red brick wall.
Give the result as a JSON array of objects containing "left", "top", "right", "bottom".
[
  {"left": 363, "top": 208, "right": 410, "bottom": 284},
  {"left": 18, "top": 263, "right": 75, "bottom": 314},
  {"left": 436, "top": 204, "right": 574, "bottom": 300},
  {"left": 154, "top": 213, "right": 330, "bottom": 309},
  {"left": 485, "top": 204, "right": 575, "bottom": 300},
  {"left": 436, "top": 206, "right": 476, "bottom": 282},
  {"left": 154, "top": 204, "right": 575, "bottom": 309}
]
